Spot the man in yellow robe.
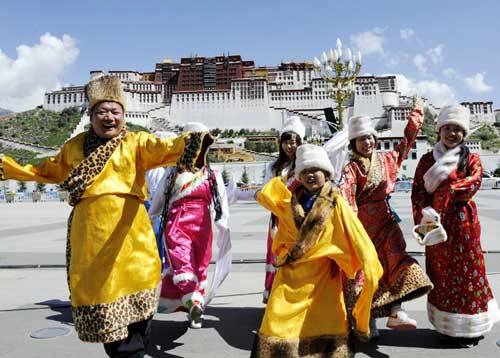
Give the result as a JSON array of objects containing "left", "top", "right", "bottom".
[
  {"left": 252, "top": 144, "right": 383, "bottom": 357},
  {"left": 0, "top": 75, "right": 188, "bottom": 357}
]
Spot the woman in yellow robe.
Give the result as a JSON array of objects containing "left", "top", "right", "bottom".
[
  {"left": 0, "top": 76, "right": 188, "bottom": 356},
  {"left": 252, "top": 144, "right": 383, "bottom": 358}
]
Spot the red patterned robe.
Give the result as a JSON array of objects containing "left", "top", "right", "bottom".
[
  {"left": 342, "top": 113, "right": 432, "bottom": 317},
  {"left": 412, "top": 149, "right": 500, "bottom": 337}
]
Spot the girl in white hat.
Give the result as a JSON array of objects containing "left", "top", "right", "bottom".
[
  {"left": 342, "top": 103, "right": 433, "bottom": 337},
  {"left": 260, "top": 116, "right": 305, "bottom": 303},
  {"left": 412, "top": 105, "right": 500, "bottom": 346},
  {"left": 252, "top": 144, "right": 382, "bottom": 357}
]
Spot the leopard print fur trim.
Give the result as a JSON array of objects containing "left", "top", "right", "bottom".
[
  {"left": 252, "top": 333, "right": 353, "bottom": 358},
  {"left": 275, "top": 182, "right": 338, "bottom": 267},
  {"left": 0, "top": 154, "right": 4, "bottom": 180},
  {"left": 352, "top": 151, "right": 384, "bottom": 204},
  {"left": 176, "top": 131, "right": 214, "bottom": 172},
  {"left": 344, "top": 263, "right": 433, "bottom": 319},
  {"left": 60, "top": 129, "right": 127, "bottom": 206},
  {"left": 72, "top": 287, "right": 159, "bottom": 343}
]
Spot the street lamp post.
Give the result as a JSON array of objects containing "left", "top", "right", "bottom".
[{"left": 313, "top": 38, "right": 362, "bottom": 131}]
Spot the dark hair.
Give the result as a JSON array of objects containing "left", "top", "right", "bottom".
[
  {"left": 272, "top": 132, "right": 302, "bottom": 175},
  {"left": 348, "top": 135, "right": 378, "bottom": 156}
]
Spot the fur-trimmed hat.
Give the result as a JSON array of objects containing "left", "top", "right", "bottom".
[
  {"left": 280, "top": 116, "right": 306, "bottom": 139},
  {"left": 86, "top": 75, "right": 126, "bottom": 112},
  {"left": 183, "top": 122, "right": 209, "bottom": 132},
  {"left": 348, "top": 115, "right": 377, "bottom": 140},
  {"left": 436, "top": 105, "right": 470, "bottom": 136},
  {"left": 295, "top": 144, "right": 334, "bottom": 178}
]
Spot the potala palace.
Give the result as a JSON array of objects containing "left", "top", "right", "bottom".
[{"left": 42, "top": 55, "right": 499, "bottom": 179}]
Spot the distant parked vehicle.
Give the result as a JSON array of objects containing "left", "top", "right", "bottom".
[
  {"left": 482, "top": 172, "right": 500, "bottom": 189},
  {"left": 394, "top": 180, "right": 412, "bottom": 193}
]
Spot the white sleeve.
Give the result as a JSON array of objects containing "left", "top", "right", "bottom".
[
  {"left": 148, "top": 167, "right": 174, "bottom": 222},
  {"left": 145, "top": 167, "right": 166, "bottom": 200},
  {"left": 323, "top": 128, "right": 349, "bottom": 184},
  {"left": 263, "top": 161, "right": 275, "bottom": 183}
]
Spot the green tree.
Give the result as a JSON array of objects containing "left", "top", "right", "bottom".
[
  {"left": 241, "top": 166, "right": 249, "bottom": 184},
  {"left": 221, "top": 166, "right": 230, "bottom": 185},
  {"left": 17, "top": 181, "right": 27, "bottom": 192}
]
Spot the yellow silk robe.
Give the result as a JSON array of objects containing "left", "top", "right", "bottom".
[
  {"left": 254, "top": 178, "right": 383, "bottom": 357},
  {"left": 0, "top": 131, "right": 186, "bottom": 342}
]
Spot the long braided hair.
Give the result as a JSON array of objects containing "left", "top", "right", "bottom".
[{"left": 160, "top": 132, "right": 222, "bottom": 223}]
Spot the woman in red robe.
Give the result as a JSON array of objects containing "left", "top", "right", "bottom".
[
  {"left": 342, "top": 105, "right": 432, "bottom": 335},
  {"left": 411, "top": 104, "right": 499, "bottom": 346}
]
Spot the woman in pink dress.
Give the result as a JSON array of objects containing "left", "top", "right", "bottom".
[
  {"left": 342, "top": 107, "right": 433, "bottom": 336},
  {"left": 411, "top": 105, "right": 499, "bottom": 346},
  {"left": 149, "top": 122, "right": 231, "bottom": 329}
]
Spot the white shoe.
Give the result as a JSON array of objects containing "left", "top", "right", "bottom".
[
  {"left": 188, "top": 301, "right": 204, "bottom": 329},
  {"left": 386, "top": 309, "right": 417, "bottom": 330}
]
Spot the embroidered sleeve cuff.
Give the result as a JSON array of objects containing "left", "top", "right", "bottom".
[{"left": 0, "top": 154, "right": 5, "bottom": 180}]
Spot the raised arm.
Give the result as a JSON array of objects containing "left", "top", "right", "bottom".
[
  {"left": 392, "top": 108, "right": 424, "bottom": 168},
  {"left": 1, "top": 145, "right": 73, "bottom": 184},
  {"left": 137, "top": 132, "right": 187, "bottom": 170},
  {"left": 255, "top": 176, "right": 291, "bottom": 218}
]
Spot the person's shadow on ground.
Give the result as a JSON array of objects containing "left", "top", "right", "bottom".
[
  {"left": 36, "top": 299, "right": 73, "bottom": 325},
  {"left": 147, "top": 305, "right": 264, "bottom": 357},
  {"left": 355, "top": 328, "right": 471, "bottom": 357}
]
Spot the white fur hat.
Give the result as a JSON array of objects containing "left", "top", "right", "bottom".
[
  {"left": 183, "top": 122, "right": 209, "bottom": 132},
  {"left": 280, "top": 116, "right": 306, "bottom": 139},
  {"left": 295, "top": 144, "right": 334, "bottom": 178},
  {"left": 348, "top": 115, "right": 377, "bottom": 140},
  {"left": 436, "top": 105, "right": 470, "bottom": 136}
]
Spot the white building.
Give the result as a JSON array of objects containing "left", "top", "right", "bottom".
[{"left": 461, "top": 101, "right": 495, "bottom": 125}]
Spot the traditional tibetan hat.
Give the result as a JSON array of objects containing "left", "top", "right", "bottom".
[
  {"left": 295, "top": 144, "right": 334, "bottom": 178},
  {"left": 436, "top": 105, "right": 470, "bottom": 136},
  {"left": 348, "top": 115, "right": 377, "bottom": 140},
  {"left": 86, "top": 75, "right": 126, "bottom": 112},
  {"left": 280, "top": 116, "right": 306, "bottom": 139},
  {"left": 183, "top": 122, "right": 210, "bottom": 132}
]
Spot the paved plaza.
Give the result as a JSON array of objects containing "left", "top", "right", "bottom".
[{"left": 0, "top": 191, "right": 499, "bottom": 357}]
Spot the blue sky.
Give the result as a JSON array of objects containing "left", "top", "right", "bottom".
[{"left": 1, "top": 0, "right": 498, "bottom": 111}]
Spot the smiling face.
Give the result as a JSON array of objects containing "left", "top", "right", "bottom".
[
  {"left": 439, "top": 124, "right": 465, "bottom": 149},
  {"left": 281, "top": 135, "right": 299, "bottom": 160},
  {"left": 90, "top": 101, "right": 125, "bottom": 139},
  {"left": 298, "top": 167, "right": 328, "bottom": 193},
  {"left": 354, "top": 134, "right": 376, "bottom": 158}
]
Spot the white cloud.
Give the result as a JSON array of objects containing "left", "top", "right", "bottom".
[
  {"left": 426, "top": 45, "right": 444, "bottom": 64},
  {"left": 394, "top": 74, "right": 457, "bottom": 107},
  {"left": 350, "top": 28, "right": 385, "bottom": 56},
  {"left": 400, "top": 28, "right": 415, "bottom": 41},
  {"left": 464, "top": 72, "right": 493, "bottom": 93},
  {"left": 0, "top": 33, "right": 79, "bottom": 111},
  {"left": 443, "top": 67, "right": 458, "bottom": 79},
  {"left": 413, "top": 54, "right": 427, "bottom": 75}
]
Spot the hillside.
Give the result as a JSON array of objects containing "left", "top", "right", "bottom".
[
  {"left": 468, "top": 124, "right": 500, "bottom": 152},
  {"left": 0, "top": 108, "right": 13, "bottom": 116},
  {"left": 0, "top": 107, "right": 82, "bottom": 147}
]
